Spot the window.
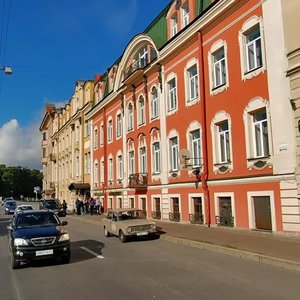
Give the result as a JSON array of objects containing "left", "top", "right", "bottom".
[
  {"left": 171, "top": 15, "right": 178, "bottom": 37},
  {"left": 85, "top": 121, "right": 91, "bottom": 137},
  {"left": 116, "top": 113, "right": 122, "bottom": 137},
  {"left": 252, "top": 109, "right": 269, "bottom": 158},
  {"left": 108, "top": 157, "right": 113, "bottom": 182},
  {"left": 182, "top": 3, "right": 189, "bottom": 27},
  {"left": 245, "top": 25, "right": 262, "bottom": 73},
  {"left": 100, "top": 124, "right": 104, "bottom": 145},
  {"left": 212, "top": 47, "right": 226, "bottom": 88},
  {"left": 190, "top": 129, "right": 201, "bottom": 167},
  {"left": 138, "top": 96, "right": 145, "bottom": 125},
  {"left": 100, "top": 160, "right": 104, "bottom": 183},
  {"left": 152, "top": 142, "right": 161, "bottom": 174},
  {"left": 187, "top": 64, "right": 199, "bottom": 102},
  {"left": 151, "top": 87, "right": 159, "bottom": 119},
  {"left": 117, "top": 155, "right": 123, "bottom": 180},
  {"left": 218, "top": 121, "right": 231, "bottom": 163},
  {"left": 94, "top": 162, "right": 99, "bottom": 185},
  {"left": 136, "top": 47, "right": 148, "bottom": 68},
  {"left": 128, "top": 103, "right": 134, "bottom": 131},
  {"left": 108, "top": 119, "right": 113, "bottom": 142},
  {"left": 168, "top": 78, "right": 177, "bottom": 112},
  {"left": 139, "top": 146, "right": 147, "bottom": 173},
  {"left": 93, "top": 128, "right": 98, "bottom": 149},
  {"left": 170, "top": 137, "right": 179, "bottom": 171},
  {"left": 128, "top": 150, "right": 135, "bottom": 175}
]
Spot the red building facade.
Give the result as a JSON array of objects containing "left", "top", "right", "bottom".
[{"left": 86, "top": 0, "right": 299, "bottom": 234}]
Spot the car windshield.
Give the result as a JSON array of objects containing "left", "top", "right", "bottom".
[
  {"left": 17, "top": 206, "right": 33, "bottom": 211},
  {"left": 6, "top": 201, "right": 16, "bottom": 207},
  {"left": 117, "top": 210, "right": 146, "bottom": 221},
  {"left": 44, "top": 200, "right": 60, "bottom": 209},
  {"left": 16, "top": 212, "right": 60, "bottom": 228}
]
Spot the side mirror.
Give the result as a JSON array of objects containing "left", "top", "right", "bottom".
[
  {"left": 61, "top": 221, "right": 68, "bottom": 226},
  {"left": 7, "top": 225, "right": 13, "bottom": 231}
]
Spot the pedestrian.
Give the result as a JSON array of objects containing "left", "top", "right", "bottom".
[
  {"left": 75, "top": 198, "right": 81, "bottom": 215},
  {"left": 62, "top": 200, "right": 67, "bottom": 216},
  {"left": 89, "top": 197, "right": 95, "bottom": 215},
  {"left": 95, "top": 197, "right": 100, "bottom": 215}
]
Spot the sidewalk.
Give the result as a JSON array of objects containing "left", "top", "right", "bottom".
[{"left": 67, "top": 213, "right": 300, "bottom": 272}]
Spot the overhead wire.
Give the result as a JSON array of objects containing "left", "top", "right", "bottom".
[{"left": 0, "top": 0, "right": 12, "bottom": 96}]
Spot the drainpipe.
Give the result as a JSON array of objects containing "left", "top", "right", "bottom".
[
  {"left": 103, "top": 107, "right": 108, "bottom": 213},
  {"left": 198, "top": 30, "right": 211, "bottom": 227}
]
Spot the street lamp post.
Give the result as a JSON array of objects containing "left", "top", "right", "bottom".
[{"left": 0, "top": 66, "right": 13, "bottom": 75}]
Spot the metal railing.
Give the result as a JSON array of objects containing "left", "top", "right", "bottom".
[
  {"left": 152, "top": 211, "right": 161, "bottom": 220},
  {"left": 215, "top": 215, "right": 234, "bottom": 227},
  {"left": 169, "top": 212, "right": 181, "bottom": 222},
  {"left": 189, "top": 213, "right": 204, "bottom": 224}
]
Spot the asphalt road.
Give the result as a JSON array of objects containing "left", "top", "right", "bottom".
[{"left": 1, "top": 204, "right": 300, "bottom": 300}]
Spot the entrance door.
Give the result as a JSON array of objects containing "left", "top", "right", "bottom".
[{"left": 253, "top": 196, "right": 272, "bottom": 230}]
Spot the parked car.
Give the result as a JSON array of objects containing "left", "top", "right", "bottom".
[
  {"left": 15, "top": 204, "right": 33, "bottom": 213},
  {"left": 2, "top": 197, "right": 14, "bottom": 206},
  {"left": 102, "top": 208, "right": 158, "bottom": 243},
  {"left": 39, "top": 199, "right": 66, "bottom": 217},
  {"left": 4, "top": 200, "right": 17, "bottom": 215},
  {"left": 7, "top": 210, "right": 70, "bottom": 269}
]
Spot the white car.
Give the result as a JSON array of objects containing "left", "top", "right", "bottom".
[{"left": 15, "top": 204, "right": 33, "bottom": 213}]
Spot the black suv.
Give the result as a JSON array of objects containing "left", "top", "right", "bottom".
[
  {"left": 39, "top": 199, "right": 66, "bottom": 217},
  {"left": 7, "top": 210, "right": 71, "bottom": 269}
]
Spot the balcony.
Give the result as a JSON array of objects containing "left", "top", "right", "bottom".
[{"left": 128, "top": 173, "right": 148, "bottom": 189}]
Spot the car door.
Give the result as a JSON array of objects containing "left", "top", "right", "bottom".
[{"left": 7, "top": 216, "right": 16, "bottom": 251}]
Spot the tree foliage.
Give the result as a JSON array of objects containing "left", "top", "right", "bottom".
[{"left": 0, "top": 164, "right": 42, "bottom": 199}]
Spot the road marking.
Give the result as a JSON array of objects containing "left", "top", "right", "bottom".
[{"left": 80, "top": 246, "right": 105, "bottom": 259}]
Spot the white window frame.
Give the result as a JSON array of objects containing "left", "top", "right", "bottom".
[
  {"left": 107, "top": 118, "right": 113, "bottom": 142},
  {"left": 239, "top": 16, "right": 265, "bottom": 81},
  {"left": 185, "top": 59, "right": 199, "bottom": 106},
  {"left": 128, "top": 150, "right": 135, "bottom": 176},
  {"left": 181, "top": 2, "right": 189, "bottom": 28},
  {"left": 138, "top": 96, "right": 145, "bottom": 126},
  {"left": 127, "top": 103, "right": 134, "bottom": 131},
  {"left": 94, "top": 160, "right": 99, "bottom": 185},
  {"left": 152, "top": 141, "right": 161, "bottom": 174},
  {"left": 100, "top": 158, "right": 104, "bottom": 183},
  {"left": 116, "top": 113, "right": 122, "bottom": 138},
  {"left": 100, "top": 123, "right": 104, "bottom": 146},
  {"left": 243, "top": 97, "right": 271, "bottom": 168},
  {"left": 117, "top": 154, "right": 123, "bottom": 180},
  {"left": 208, "top": 40, "right": 229, "bottom": 95},
  {"left": 170, "top": 136, "right": 179, "bottom": 172},
  {"left": 190, "top": 129, "right": 201, "bottom": 168},
  {"left": 167, "top": 76, "right": 177, "bottom": 113},
  {"left": 108, "top": 156, "right": 113, "bottom": 182},
  {"left": 93, "top": 127, "right": 98, "bottom": 149},
  {"left": 139, "top": 146, "right": 147, "bottom": 174},
  {"left": 171, "top": 14, "right": 178, "bottom": 37},
  {"left": 150, "top": 86, "right": 159, "bottom": 120}
]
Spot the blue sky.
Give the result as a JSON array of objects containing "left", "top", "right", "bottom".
[{"left": 0, "top": 0, "right": 171, "bottom": 169}]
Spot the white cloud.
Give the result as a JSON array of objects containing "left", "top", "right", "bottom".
[{"left": 0, "top": 119, "right": 41, "bottom": 170}]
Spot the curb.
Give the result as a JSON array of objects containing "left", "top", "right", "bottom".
[{"left": 160, "top": 235, "right": 300, "bottom": 272}]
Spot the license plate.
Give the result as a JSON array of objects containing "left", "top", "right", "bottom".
[
  {"left": 36, "top": 249, "right": 53, "bottom": 256},
  {"left": 136, "top": 232, "right": 148, "bottom": 236}
]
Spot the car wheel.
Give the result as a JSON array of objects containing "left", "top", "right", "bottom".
[
  {"left": 11, "top": 255, "right": 20, "bottom": 269},
  {"left": 119, "top": 230, "right": 127, "bottom": 243},
  {"left": 104, "top": 226, "right": 111, "bottom": 237}
]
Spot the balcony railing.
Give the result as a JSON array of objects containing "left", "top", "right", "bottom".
[
  {"left": 169, "top": 212, "right": 181, "bottom": 222},
  {"left": 215, "top": 215, "right": 234, "bottom": 227},
  {"left": 189, "top": 213, "right": 204, "bottom": 224},
  {"left": 152, "top": 211, "right": 161, "bottom": 220},
  {"left": 128, "top": 173, "right": 148, "bottom": 189}
]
